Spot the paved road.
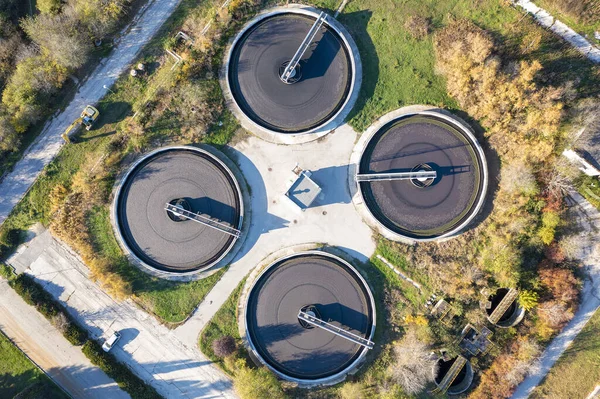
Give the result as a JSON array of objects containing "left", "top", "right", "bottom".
[
  {"left": 8, "top": 230, "right": 235, "bottom": 398},
  {"left": 0, "top": 279, "right": 129, "bottom": 399},
  {"left": 0, "top": 0, "right": 181, "bottom": 225},
  {"left": 174, "top": 124, "right": 376, "bottom": 345},
  {"left": 511, "top": 191, "right": 600, "bottom": 398}
]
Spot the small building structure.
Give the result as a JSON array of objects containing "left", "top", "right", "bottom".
[
  {"left": 284, "top": 165, "right": 322, "bottom": 211},
  {"left": 459, "top": 324, "right": 493, "bottom": 356}
]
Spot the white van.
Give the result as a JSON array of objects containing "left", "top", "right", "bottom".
[{"left": 102, "top": 331, "right": 121, "bottom": 352}]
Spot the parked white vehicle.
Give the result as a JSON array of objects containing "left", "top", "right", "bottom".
[{"left": 102, "top": 331, "right": 121, "bottom": 352}]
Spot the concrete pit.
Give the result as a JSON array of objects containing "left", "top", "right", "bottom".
[
  {"left": 434, "top": 357, "right": 474, "bottom": 395},
  {"left": 485, "top": 288, "right": 525, "bottom": 328}
]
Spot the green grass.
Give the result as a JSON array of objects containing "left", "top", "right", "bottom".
[
  {"left": 0, "top": 332, "right": 67, "bottom": 399},
  {"left": 88, "top": 207, "right": 226, "bottom": 324},
  {"left": 535, "top": 0, "right": 600, "bottom": 42},
  {"left": 531, "top": 308, "right": 600, "bottom": 399},
  {"left": 577, "top": 174, "right": 600, "bottom": 210},
  {"left": 338, "top": 0, "right": 600, "bottom": 132},
  {"left": 0, "top": 0, "right": 246, "bottom": 325},
  {"left": 199, "top": 278, "right": 245, "bottom": 373}
]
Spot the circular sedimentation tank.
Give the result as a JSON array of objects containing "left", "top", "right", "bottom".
[
  {"left": 434, "top": 357, "right": 473, "bottom": 395},
  {"left": 357, "top": 111, "right": 488, "bottom": 241},
  {"left": 484, "top": 288, "right": 525, "bottom": 328},
  {"left": 225, "top": 7, "right": 359, "bottom": 138},
  {"left": 114, "top": 147, "right": 243, "bottom": 275},
  {"left": 245, "top": 252, "right": 375, "bottom": 384}
]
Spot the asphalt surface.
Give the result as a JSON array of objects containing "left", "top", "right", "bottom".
[
  {"left": 7, "top": 230, "right": 235, "bottom": 399},
  {"left": 0, "top": 0, "right": 182, "bottom": 225},
  {"left": 117, "top": 149, "right": 241, "bottom": 272},
  {"left": 246, "top": 254, "right": 373, "bottom": 379},
  {"left": 228, "top": 13, "right": 351, "bottom": 133},
  {"left": 0, "top": 279, "right": 129, "bottom": 399},
  {"left": 359, "top": 115, "right": 484, "bottom": 239}
]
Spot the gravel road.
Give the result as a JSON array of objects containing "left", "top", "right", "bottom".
[{"left": 0, "top": 279, "right": 129, "bottom": 399}]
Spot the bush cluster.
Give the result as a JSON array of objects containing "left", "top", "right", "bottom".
[
  {"left": 9, "top": 272, "right": 161, "bottom": 398},
  {"left": 82, "top": 340, "right": 162, "bottom": 399},
  {"left": 9, "top": 273, "right": 88, "bottom": 345}
]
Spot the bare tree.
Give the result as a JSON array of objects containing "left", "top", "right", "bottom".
[
  {"left": 51, "top": 312, "right": 71, "bottom": 334},
  {"left": 500, "top": 160, "right": 539, "bottom": 197},
  {"left": 505, "top": 338, "right": 541, "bottom": 386},
  {"left": 388, "top": 329, "right": 437, "bottom": 395}
]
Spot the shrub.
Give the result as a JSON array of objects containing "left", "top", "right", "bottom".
[
  {"left": 434, "top": 20, "right": 564, "bottom": 164},
  {"left": 538, "top": 211, "right": 561, "bottom": 245},
  {"left": 82, "top": 340, "right": 162, "bottom": 399},
  {"left": 404, "top": 15, "right": 430, "bottom": 40},
  {"left": 538, "top": 267, "right": 580, "bottom": 303},
  {"left": 212, "top": 335, "right": 236, "bottom": 358},
  {"left": 518, "top": 290, "right": 539, "bottom": 311},
  {"left": 469, "top": 337, "right": 541, "bottom": 399},
  {"left": 0, "top": 263, "right": 14, "bottom": 279},
  {"left": 37, "top": 0, "right": 62, "bottom": 14},
  {"left": 230, "top": 358, "right": 286, "bottom": 399}
]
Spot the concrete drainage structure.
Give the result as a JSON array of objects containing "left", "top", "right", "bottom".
[
  {"left": 222, "top": 5, "right": 362, "bottom": 144},
  {"left": 112, "top": 146, "right": 243, "bottom": 279},
  {"left": 352, "top": 107, "right": 488, "bottom": 242},
  {"left": 484, "top": 288, "right": 525, "bottom": 328},
  {"left": 242, "top": 251, "right": 375, "bottom": 387},
  {"left": 434, "top": 357, "right": 474, "bottom": 395}
]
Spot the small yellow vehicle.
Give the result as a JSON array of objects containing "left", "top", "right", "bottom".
[{"left": 61, "top": 105, "right": 100, "bottom": 143}]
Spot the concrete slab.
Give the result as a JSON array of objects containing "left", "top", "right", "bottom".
[
  {"left": 8, "top": 230, "right": 236, "bottom": 399},
  {"left": 174, "top": 124, "right": 376, "bottom": 346}
]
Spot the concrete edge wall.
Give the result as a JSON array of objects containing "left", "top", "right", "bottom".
[
  {"left": 237, "top": 246, "right": 376, "bottom": 388},
  {"left": 219, "top": 4, "right": 362, "bottom": 145},
  {"left": 348, "top": 105, "right": 489, "bottom": 244},
  {"left": 109, "top": 145, "right": 249, "bottom": 282}
]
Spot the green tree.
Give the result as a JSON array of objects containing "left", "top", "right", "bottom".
[
  {"left": 518, "top": 290, "right": 539, "bottom": 311},
  {"left": 37, "top": 0, "right": 63, "bottom": 15},
  {"left": 229, "top": 358, "right": 286, "bottom": 399}
]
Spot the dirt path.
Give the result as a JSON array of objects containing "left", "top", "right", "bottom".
[
  {"left": 0, "top": 0, "right": 181, "bottom": 225},
  {"left": 0, "top": 279, "right": 129, "bottom": 399}
]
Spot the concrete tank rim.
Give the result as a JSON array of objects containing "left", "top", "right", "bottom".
[
  {"left": 110, "top": 145, "right": 244, "bottom": 280},
  {"left": 241, "top": 249, "right": 376, "bottom": 387},
  {"left": 350, "top": 106, "right": 489, "bottom": 243},
  {"left": 220, "top": 4, "right": 362, "bottom": 145}
]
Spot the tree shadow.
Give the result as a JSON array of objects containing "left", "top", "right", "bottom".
[
  {"left": 448, "top": 110, "right": 501, "bottom": 233},
  {"left": 94, "top": 101, "right": 132, "bottom": 130},
  {"left": 337, "top": 10, "right": 377, "bottom": 128}
]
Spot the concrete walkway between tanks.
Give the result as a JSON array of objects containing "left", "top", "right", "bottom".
[
  {"left": 0, "top": 0, "right": 182, "bottom": 225},
  {"left": 174, "top": 124, "right": 376, "bottom": 346},
  {"left": 511, "top": 191, "right": 600, "bottom": 398},
  {"left": 514, "top": 0, "right": 600, "bottom": 63},
  {"left": 0, "top": 279, "right": 129, "bottom": 399},
  {"left": 7, "top": 230, "right": 236, "bottom": 399}
]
